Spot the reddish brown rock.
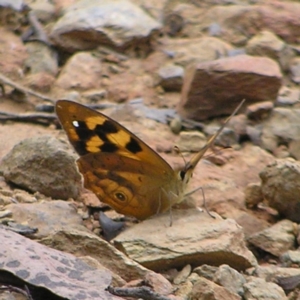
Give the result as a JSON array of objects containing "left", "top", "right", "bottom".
[
  {"left": 178, "top": 55, "right": 282, "bottom": 121},
  {"left": 190, "top": 277, "right": 241, "bottom": 300}
]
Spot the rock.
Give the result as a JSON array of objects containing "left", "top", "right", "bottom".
[
  {"left": 0, "top": 135, "right": 81, "bottom": 200},
  {"left": 189, "top": 144, "right": 274, "bottom": 217},
  {"left": 246, "top": 125, "right": 263, "bottom": 146},
  {"left": 79, "top": 255, "right": 126, "bottom": 286},
  {"left": 0, "top": 0, "right": 26, "bottom": 11},
  {"left": 6, "top": 201, "right": 83, "bottom": 238},
  {"left": 176, "top": 131, "right": 206, "bottom": 152},
  {"left": 244, "top": 182, "right": 263, "bottom": 208},
  {"left": 30, "top": 0, "right": 56, "bottom": 22},
  {"left": 169, "top": 116, "right": 182, "bottom": 134},
  {"left": 41, "top": 228, "right": 150, "bottom": 282},
  {"left": 99, "top": 211, "right": 125, "bottom": 241},
  {"left": 114, "top": 209, "right": 257, "bottom": 271},
  {"left": 201, "top": 3, "right": 300, "bottom": 44},
  {"left": 245, "top": 101, "right": 274, "bottom": 120},
  {"left": 174, "top": 280, "right": 193, "bottom": 299},
  {"left": 213, "top": 264, "right": 246, "bottom": 296},
  {"left": 144, "top": 272, "right": 173, "bottom": 296},
  {"left": 173, "top": 264, "right": 192, "bottom": 285},
  {"left": 0, "top": 28, "right": 28, "bottom": 79},
  {"left": 260, "top": 159, "right": 300, "bottom": 222},
  {"left": 280, "top": 250, "right": 300, "bottom": 267},
  {"left": 164, "top": 12, "right": 184, "bottom": 37},
  {"left": 248, "top": 220, "right": 296, "bottom": 257},
  {"left": 289, "top": 140, "right": 300, "bottom": 160},
  {"left": 226, "top": 210, "right": 270, "bottom": 238},
  {"left": 203, "top": 125, "right": 238, "bottom": 148},
  {"left": 228, "top": 113, "right": 248, "bottom": 137},
  {"left": 157, "top": 64, "right": 184, "bottom": 92},
  {"left": 178, "top": 55, "right": 282, "bottom": 121},
  {"left": 289, "top": 57, "right": 300, "bottom": 84},
  {"left": 276, "top": 274, "right": 300, "bottom": 292},
  {"left": 276, "top": 86, "right": 300, "bottom": 107},
  {"left": 55, "top": 52, "right": 102, "bottom": 90},
  {"left": 12, "top": 189, "right": 38, "bottom": 204},
  {"left": 190, "top": 277, "right": 241, "bottom": 300},
  {"left": 245, "top": 30, "right": 294, "bottom": 71},
  {"left": 187, "top": 272, "right": 200, "bottom": 283},
  {"left": 253, "top": 264, "right": 300, "bottom": 283},
  {"left": 243, "top": 277, "right": 287, "bottom": 300},
  {"left": 79, "top": 188, "right": 102, "bottom": 207},
  {"left": 50, "top": 0, "right": 161, "bottom": 53},
  {"left": 261, "top": 108, "right": 300, "bottom": 152},
  {"left": 0, "top": 123, "right": 54, "bottom": 161},
  {"left": 273, "top": 145, "right": 290, "bottom": 159},
  {"left": 82, "top": 89, "right": 107, "bottom": 102},
  {"left": 0, "top": 227, "right": 118, "bottom": 300},
  {"left": 162, "top": 36, "right": 233, "bottom": 67},
  {"left": 24, "top": 41, "right": 58, "bottom": 76},
  {"left": 23, "top": 72, "right": 55, "bottom": 93},
  {"left": 193, "top": 265, "right": 218, "bottom": 281}
]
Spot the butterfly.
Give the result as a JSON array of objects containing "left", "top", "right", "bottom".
[{"left": 56, "top": 100, "right": 243, "bottom": 220}]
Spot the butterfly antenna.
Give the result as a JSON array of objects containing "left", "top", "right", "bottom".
[
  {"left": 174, "top": 145, "right": 186, "bottom": 166},
  {"left": 185, "top": 99, "right": 245, "bottom": 172}
]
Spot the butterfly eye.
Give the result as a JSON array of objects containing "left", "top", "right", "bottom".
[
  {"left": 179, "top": 170, "right": 186, "bottom": 180},
  {"left": 114, "top": 192, "right": 127, "bottom": 202}
]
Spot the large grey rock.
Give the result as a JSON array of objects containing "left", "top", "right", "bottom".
[
  {"left": 260, "top": 159, "right": 300, "bottom": 222},
  {"left": 0, "top": 135, "right": 81, "bottom": 200},
  {"left": 50, "top": 0, "right": 161, "bottom": 52},
  {"left": 248, "top": 220, "right": 296, "bottom": 257}
]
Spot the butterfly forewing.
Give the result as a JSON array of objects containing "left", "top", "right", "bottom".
[{"left": 56, "top": 100, "right": 173, "bottom": 171}]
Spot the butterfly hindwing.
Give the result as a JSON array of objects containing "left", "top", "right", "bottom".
[{"left": 77, "top": 152, "right": 173, "bottom": 219}]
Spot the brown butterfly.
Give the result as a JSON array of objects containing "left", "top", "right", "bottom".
[{"left": 56, "top": 100, "right": 243, "bottom": 220}]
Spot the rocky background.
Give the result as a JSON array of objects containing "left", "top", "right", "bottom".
[{"left": 0, "top": 0, "right": 300, "bottom": 299}]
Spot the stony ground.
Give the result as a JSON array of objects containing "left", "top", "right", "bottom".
[{"left": 0, "top": 0, "right": 300, "bottom": 299}]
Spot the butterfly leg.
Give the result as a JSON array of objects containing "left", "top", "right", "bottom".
[
  {"left": 161, "top": 188, "right": 182, "bottom": 226},
  {"left": 185, "top": 187, "right": 215, "bottom": 219},
  {"left": 156, "top": 188, "right": 162, "bottom": 215}
]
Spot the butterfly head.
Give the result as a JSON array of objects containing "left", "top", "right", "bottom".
[{"left": 177, "top": 163, "right": 194, "bottom": 191}]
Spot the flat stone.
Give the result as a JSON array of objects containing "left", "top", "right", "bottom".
[{"left": 114, "top": 209, "right": 257, "bottom": 271}]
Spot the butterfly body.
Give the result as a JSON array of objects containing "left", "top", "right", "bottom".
[{"left": 56, "top": 100, "right": 243, "bottom": 220}]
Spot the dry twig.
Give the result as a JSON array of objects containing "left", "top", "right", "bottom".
[
  {"left": 0, "top": 72, "right": 55, "bottom": 104},
  {"left": 106, "top": 285, "right": 172, "bottom": 300},
  {"left": 0, "top": 111, "right": 56, "bottom": 125}
]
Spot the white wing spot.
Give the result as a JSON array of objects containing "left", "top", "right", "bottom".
[{"left": 72, "top": 120, "right": 79, "bottom": 127}]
